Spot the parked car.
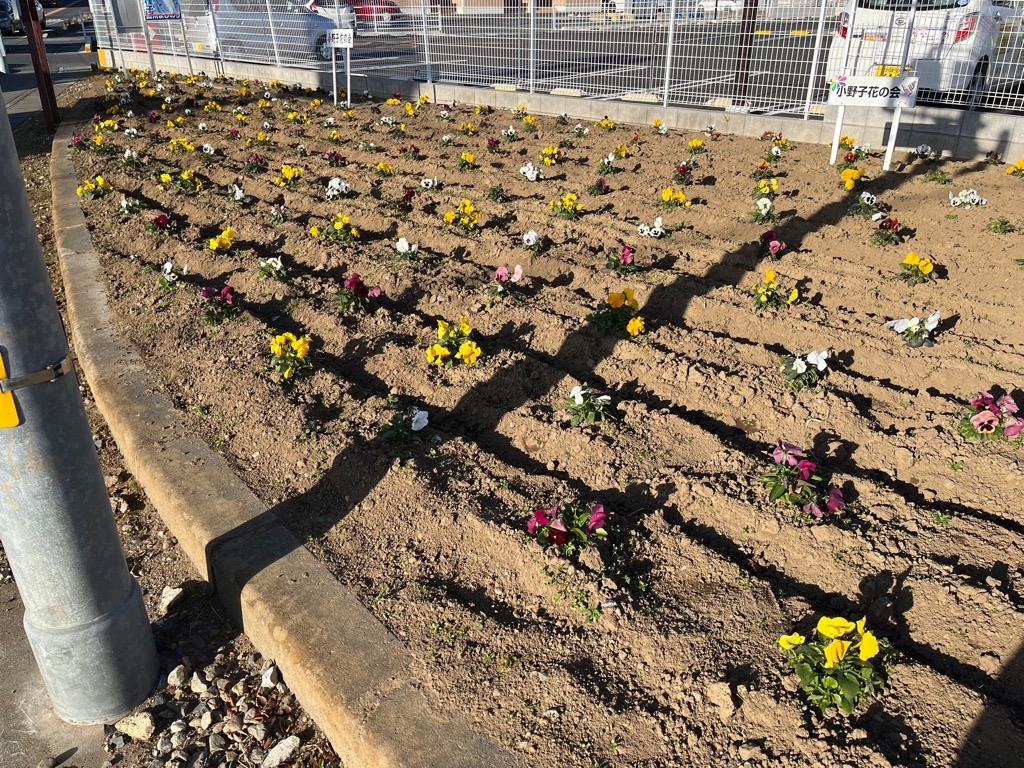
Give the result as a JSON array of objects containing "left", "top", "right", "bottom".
[
  {"left": 348, "top": 0, "right": 401, "bottom": 22},
  {"left": 2, "top": 0, "right": 46, "bottom": 33},
  {"left": 825, "top": 0, "right": 1016, "bottom": 103},
  {"left": 695, "top": 0, "right": 740, "bottom": 18},
  {"left": 213, "top": 0, "right": 354, "bottom": 62},
  {"left": 607, "top": 0, "right": 660, "bottom": 18}
]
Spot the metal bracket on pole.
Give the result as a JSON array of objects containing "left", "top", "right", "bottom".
[{"left": 0, "top": 356, "right": 71, "bottom": 394}]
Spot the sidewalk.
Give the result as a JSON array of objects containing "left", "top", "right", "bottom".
[{"left": 0, "top": 583, "right": 108, "bottom": 768}]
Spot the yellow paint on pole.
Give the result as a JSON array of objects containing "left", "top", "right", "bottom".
[
  {"left": 754, "top": 29, "right": 771, "bottom": 35},
  {"left": 0, "top": 355, "right": 19, "bottom": 428},
  {"left": 790, "top": 29, "right": 809, "bottom": 35}
]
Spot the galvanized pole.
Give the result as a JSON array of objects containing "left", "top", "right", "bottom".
[
  {"left": 662, "top": 0, "right": 678, "bottom": 107},
  {"left": 0, "top": 91, "right": 159, "bottom": 723},
  {"left": 420, "top": 0, "right": 433, "bottom": 83},
  {"left": 528, "top": 0, "right": 535, "bottom": 94},
  {"left": 801, "top": 0, "right": 830, "bottom": 120}
]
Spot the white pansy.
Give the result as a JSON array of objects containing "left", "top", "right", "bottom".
[
  {"left": 806, "top": 350, "right": 829, "bottom": 371},
  {"left": 395, "top": 237, "right": 418, "bottom": 254},
  {"left": 924, "top": 310, "right": 941, "bottom": 331},
  {"left": 124, "top": 127, "right": 138, "bottom": 138},
  {"left": 202, "top": 143, "right": 215, "bottom": 155},
  {"left": 519, "top": 162, "right": 543, "bottom": 182},
  {"left": 161, "top": 262, "right": 178, "bottom": 281},
  {"left": 323, "top": 117, "right": 335, "bottom": 126},
  {"left": 326, "top": 177, "right": 351, "bottom": 199},
  {"left": 791, "top": 357, "right": 808, "bottom": 374},
  {"left": 440, "top": 135, "right": 453, "bottom": 145},
  {"left": 637, "top": 224, "right": 651, "bottom": 237},
  {"left": 262, "top": 121, "right": 272, "bottom": 130},
  {"left": 410, "top": 410, "right": 429, "bottom": 432},
  {"left": 859, "top": 191, "right": 877, "bottom": 206},
  {"left": 197, "top": 122, "right": 207, "bottom": 132},
  {"left": 871, "top": 211, "right": 885, "bottom": 221},
  {"left": 771, "top": 146, "right": 782, "bottom": 157},
  {"left": 439, "top": 109, "right": 450, "bottom": 119},
  {"left": 261, "top": 257, "right": 283, "bottom": 271},
  {"left": 420, "top": 177, "right": 438, "bottom": 189},
  {"left": 756, "top": 197, "right": 773, "bottom": 215},
  {"left": 569, "top": 385, "right": 585, "bottom": 405},
  {"left": 523, "top": 230, "right": 539, "bottom": 247},
  {"left": 886, "top": 318, "right": 912, "bottom": 333}
]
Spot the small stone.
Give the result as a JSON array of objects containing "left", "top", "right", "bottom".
[
  {"left": 190, "top": 672, "right": 209, "bottom": 693},
  {"left": 260, "top": 735, "right": 300, "bottom": 768},
  {"left": 169, "top": 720, "right": 188, "bottom": 733},
  {"left": 170, "top": 731, "right": 188, "bottom": 749},
  {"left": 209, "top": 733, "right": 228, "bottom": 752},
  {"left": 705, "top": 682, "right": 735, "bottom": 722},
  {"left": 156, "top": 736, "right": 174, "bottom": 754},
  {"left": 36, "top": 759, "right": 57, "bottom": 768},
  {"left": 200, "top": 710, "right": 215, "bottom": 730},
  {"left": 116, "top": 711, "right": 156, "bottom": 741},
  {"left": 221, "top": 714, "right": 243, "bottom": 734},
  {"left": 248, "top": 722, "right": 266, "bottom": 742},
  {"left": 260, "top": 666, "right": 280, "bottom": 689},
  {"left": 165, "top": 663, "right": 188, "bottom": 688}
]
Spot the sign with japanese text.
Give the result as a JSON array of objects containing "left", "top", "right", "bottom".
[{"left": 827, "top": 75, "right": 919, "bottom": 108}]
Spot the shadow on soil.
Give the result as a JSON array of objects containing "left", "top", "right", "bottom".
[{"left": 159, "top": 116, "right": 1019, "bottom": 764}]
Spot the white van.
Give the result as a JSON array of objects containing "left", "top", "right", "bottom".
[{"left": 825, "top": 0, "right": 1020, "bottom": 100}]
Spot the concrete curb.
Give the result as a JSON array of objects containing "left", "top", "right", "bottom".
[{"left": 49, "top": 103, "right": 519, "bottom": 768}]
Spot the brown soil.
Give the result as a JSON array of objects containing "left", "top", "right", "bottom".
[{"left": 65, "top": 73, "right": 1024, "bottom": 768}]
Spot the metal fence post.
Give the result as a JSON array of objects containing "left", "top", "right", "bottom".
[
  {"left": 802, "top": 0, "right": 831, "bottom": 119},
  {"left": 420, "top": 0, "right": 433, "bottom": 83},
  {"left": 662, "top": 0, "right": 679, "bottom": 107},
  {"left": 262, "top": 0, "right": 282, "bottom": 67},
  {"left": 529, "top": 0, "right": 536, "bottom": 93},
  {"left": 0, "top": 94, "right": 159, "bottom": 723}
]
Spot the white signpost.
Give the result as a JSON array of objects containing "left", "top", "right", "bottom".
[
  {"left": 329, "top": 28, "right": 354, "bottom": 108},
  {"left": 828, "top": 74, "right": 919, "bottom": 171}
]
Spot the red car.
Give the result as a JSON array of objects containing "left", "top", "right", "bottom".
[{"left": 347, "top": 0, "right": 401, "bottom": 22}]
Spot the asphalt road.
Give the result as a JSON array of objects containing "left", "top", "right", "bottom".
[{"left": 1, "top": 0, "right": 97, "bottom": 129}]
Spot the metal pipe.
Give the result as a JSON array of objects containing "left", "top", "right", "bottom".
[
  {"left": 0, "top": 93, "right": 159, "bottom": 723},
  {"left": 421, "top": 0, "right": 433, "bottom": 83},
  {"left": 662, "top": 0, "right": 679, "bottom": 107},
  {"left": 802, "top": 0, "right": 831, "bottom": 119},
  {"left": 529, "top": 0, "right": 536, "bottom": 93},
  {"left": 263, "top": 0, "right": 281, "bottom": 67}
]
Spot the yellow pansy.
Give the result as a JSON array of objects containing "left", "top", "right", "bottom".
[
  {"left": 457, "top": 316, "right": 472, "bottom": 336},
  {"left": 437, "top": 320, "right": 451, "bottom": 339},
  {"left": 661, "top": 187, "right": 673, "bottom": 202},
  {"left": 443, "top": 210, "right": 456, "bottom": 224},
  {"left": 160, "top": 173, "right": 173, "bottom": 184},
  {"left": 903, "top": 252, "right": 920, "bottom": 266},
  {"left": 455, "top": 341, "right": 482, "bottom": 365},
  {"left": 856, "top": 616, "right": 867, "bottom": 635},
  {"left": 823, "top": 639, "right": 851, "bottom": 668},
  {"left": 291, "top": 335, "right": 311, "bottom": 359},
  {"left": 426, "top": 344, "right": 451, "bottom": 364},
  {"left": 607, "top": 292, "right": 625, "bottom": 309},
  {"left": 626, "top": 317, "right": 645, "bottom": 336},
  {"left": 787, "top": 288, "right": 799, "bottom": 305},
  {"left": 624, "top": 288, "right": 639, "bottom": 312},
  {"left": 858, "top": 631, "right": 880, "bottom": 661},
  {"left": 817, "top": 616, "right": 856, "bottom": 639},
  {"left": 919, "top": 258, "right": 934, "bottom": 275},
  {"left": 764, "top": 268, "right": 777, "bottom": 285},
  {"left": 777, "top": 632, "right": 806, "bottom": 650}
]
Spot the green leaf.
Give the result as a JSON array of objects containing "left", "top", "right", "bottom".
[
  {"left": 770, "top": 484, "right": 787, "bottom": 501},
  {"left": 837, "top": 673, "right": 860, "bottom": 702},
  {"left": 794, "top": 663, "right": 813, "bottom": 685}
]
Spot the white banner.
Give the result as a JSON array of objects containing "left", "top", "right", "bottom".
[{"left": 827, "top": 75, "right": 919, "bottom": 108}]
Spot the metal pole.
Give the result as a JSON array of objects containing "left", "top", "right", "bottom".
[
  {"left": 17, "top": 0, "right": 59, "bottom": 134},
  {"left": 529, "top": 0, "right": 535, "bottom": 93},
  {"left": 204, "top": 0, "right": 225, "bottom": 73},
  {"left": 106, "top": 0, "right": 128, "bottom": 73},
  {"left": 802, "top": 0, "right": 830, "bottom": 119},
  {"left": 662, "top": 0, "right": 678, "bottom": 107},
  {"left": 0, "top": 34, "right": 7, "bottom": 75},
  {"left": 332, "top": 46, "right": 338, "bottom": 105},
  {"left": 882, "top": 0, "right": 917, "bottom": 170},
  {"left": 137, "top": 0, "right": 158, "bottom": 78},
  {"left": 262, "top": 0, "right": 281, "bottom": 67},
  {"left": 0, "top": 93, "right": 159, "bottom": 724},
  {"left": 420, "top": 0, "right": 433, "bottom": 83},
  {"left": 829, "top": 0, "right": 858, "bottom": 165},
  {"left": 346, "top": 46, "right": 351, "bottom": 108},
  {"left": 178, "top": 14, "right": 195, "bottom": 75}
]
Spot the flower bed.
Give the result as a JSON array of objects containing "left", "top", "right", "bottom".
[{"left": 69, "top": 71, "right": 1024, "bottom": 768}]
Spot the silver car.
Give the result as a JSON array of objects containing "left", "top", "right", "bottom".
[
  {"left": 214, "top": 0, "right": 354, "bottom": 63},
  {"left": 2, "top": 0, "right": 47, "bottom": 34}
]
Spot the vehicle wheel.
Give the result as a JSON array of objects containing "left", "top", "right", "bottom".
[
  {"left": 315, "top": 33, "right": 331, "bottom": 61},
  {"left": 964, "top": 60, "right": 988, "bottom": 110}
]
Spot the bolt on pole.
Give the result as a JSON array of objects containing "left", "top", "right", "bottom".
[{"left": 0, "top": 91, "right": 159, "bottom": 723}]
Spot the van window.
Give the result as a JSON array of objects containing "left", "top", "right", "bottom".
[{"left": 857, "top": 0, "right": 967, "bottom": 10}]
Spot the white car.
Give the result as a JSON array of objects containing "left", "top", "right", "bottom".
[
  {"left": 212, "top": 0, "right": 355, "bottom": 63},
  {"left": 696, "top": 0, "right": 740, "bottom": 17},
  {"left": 825, "top": 0, "right": 1019, "bottom": 102}
]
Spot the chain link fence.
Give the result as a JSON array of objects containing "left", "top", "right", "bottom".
[{"left": 89, "top": 0, "right": 1024, "bottom": 114}]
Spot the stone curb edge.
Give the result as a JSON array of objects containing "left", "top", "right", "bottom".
[{"left": 48, "top": 102, "right": 519, "bottom": 768}]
